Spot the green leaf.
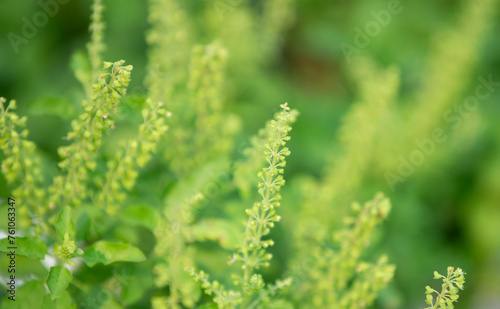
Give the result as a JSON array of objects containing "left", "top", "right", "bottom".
[
  {"left": 81, "top": 241, "right": 146, "bottom": 267},
  {"left": 197, "top": 304, "right": 218, "bottom": 309},
  {"left": 41, "top": 290, "right": 76, "bottom": 309},
  {"left": 74, "top": 211, "right": 91, "bottom": 242},
  {"left": 192, "top": 219, "right": 242, "bottom": 250},
  {"left": 179, "top": 271, "right": 202, "bottom": 307},
  {"left": 73, "top": 205, "right": 112, "bottom": 241},
  {"left": 55, "top": 207, "right": 75, "bottom": 240},
  {"left": 70, "top": 50, "right": 91, "bottom": 90},
  {"left": 2, "top": 280, "right": 46, "bottom": 308},
  {"left": 0, "top": 236, "right": 47, "bottom": 260},
  {"left": 26, "top": 97, "right": 76, "bottom": 120},
  {"left": 118, "top": 264, "right": 154, "bottom": 305},
  {"left": 263, "top": 299, "right": 294, "bottom": 309},
  {"left": 46, "top": 266, "right": 73, "bottom": 300},
  {"left": 84, "top": 287, "right": 124, "bottom": 309},
  {"left": 119, "top": 205, "right": 159, "bottom": 232},
  {"left": 165, "top": 158, "right": 231, "bottom": 206},
  {"left": 2, "top": 255, "right": 49, "bottom": 278}
]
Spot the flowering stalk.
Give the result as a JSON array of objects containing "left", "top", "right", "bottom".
[
  {"left": 317, "top": 65, "right": 399, "bottom": 227},
  {"left": 330, "top": 193, "right": 392, "bottom": 291},
  {"left": 188, "top": 103, "right": 297, "bottom": 308},
  {"left": 295, "top": 193, "right": 394, "bottom": 308},
  {"left": 406, "top": 0, "right": 497, "bottom": 146},
  {"left": 233, "top": 103, "right": 294, "bottom": 292},
  {"left": 48, "top": 61, "right": 132, "bottom": 211},
  {"left": 164, "top": 42, "right": 241, "bottom": 177},
  {"left": 0, "top": 98, "right": 46, "bottom": 234},
  {"left": 88, "top": 0, "right": 105, "bottom": 84},
  {"left": 190, "top": 43, "right": 238, "bottom": 165},
  {"left": 95, "top": 99, "right": 169, "bottom": 215},
  {"left": 339, "top": 255, "right": 395, "bottom": 308},
  {"left": 234, "top": 107, "right": 298, "bottom": 199},
  {"left": 187, "top": 269, "right": 242, "bottom": 309},
  {"left": 147, "top": 0, "right": 192, "bottom": 103},
  {"left": 290, "top": 66, "right": 398, "bottom": 307}
]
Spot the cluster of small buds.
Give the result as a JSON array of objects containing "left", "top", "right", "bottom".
[
  {"left": 54, "top": 233, "right": 84, "bottom": 267},
  {"left": 96, "top": 99, "right": 169, "bottom": 215},
  {"left": 49, "top": 60, "right": 132, "bottom": 210},
  {"left": 234, "top": 105, "right": 298, "bottom": 199},
  {"left": 340, "top": 255, "right": 395, "bottom": 308},
  {"left": 425, "top": 267, "right": 466, "bottom": 309},
  {"left": 88, "top": 0, "right": 105, "bottom": 79},
  {"left": 0, "top": 98, "right": 47, "bottom": 233},
  {"left": 262, "top": 239, "right": 275, "bottom": 248},
  {"left": 244, "top": 274, "right": 265, "bottom": 295},
  {"left": 332, "top": 194, "right": 392, "bottom": 288},
  {"left": 152, "top": 263, "right": 170, "bottom": 288},
  {"left": 186, "top": 268, "right": 242, "bottom": 307}
]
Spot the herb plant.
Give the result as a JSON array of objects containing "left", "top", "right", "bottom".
[
  {"left": 0, "top": 0, "right": 497, "bottom": 308},
  {"left": 425, "top": 267, "right": 466, "bottom": 309}
]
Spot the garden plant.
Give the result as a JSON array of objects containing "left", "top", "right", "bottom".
[{"left": 0, "top": 0, "right": 499, "bottom": 308}]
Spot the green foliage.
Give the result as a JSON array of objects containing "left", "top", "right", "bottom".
[
  {"left": 55, "top": 207, "right": 76, "bottom": 243},
  {"left": 0, "top": 236, "right": 47, "bottom": 260},
  {"left": 2, "top": 281, "right": 48, "bottom": 309},
  {"left": 405, "top": 0, "right": 497, "bottom": 143},
  {"left": 81, "top": 240, "right": 146, "bottom": 267},
  {"left": 1, "top": 0, "right": 498, "bottom": 307},
  {"left": 119, "top": 205, "right": 160, "bottom": 232},
  {"left": 153, "top": 192, "right": 205, "bottom": 308},
  {"left": 46, "top": 266, "right": 73, "bottom": 300}
]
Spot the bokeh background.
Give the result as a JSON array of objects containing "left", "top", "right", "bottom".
[{"left": 1, "top": 0, "right": 499, "bottom": 308}]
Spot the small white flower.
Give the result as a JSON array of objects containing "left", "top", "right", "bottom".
[{"left": 280, "top": 103, "right": 290, "bottom": 111}]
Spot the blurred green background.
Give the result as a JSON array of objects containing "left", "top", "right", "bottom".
[{"left": 1, "top": 0, "right": 499, "bottom": 308}]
